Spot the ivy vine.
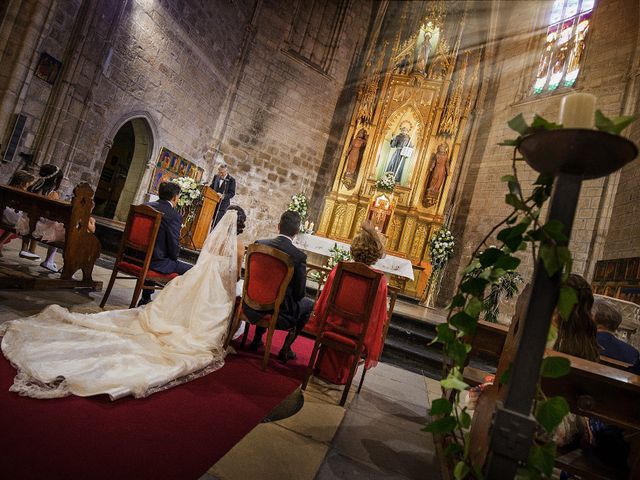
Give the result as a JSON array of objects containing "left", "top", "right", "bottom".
[{"left": 425, "top": 111, "right": 636, "bottom": 479}]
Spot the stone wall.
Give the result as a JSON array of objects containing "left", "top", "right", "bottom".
[
  {"left": 439, "top": 0, "right": 640, "bottom": 308},
  {"left": 0, "top": 0, "right": 253, "bottom": 194},
  {"left": 216, "top": 0, "right": 373, "bottom": 240},
  {"left": 0, "top": 0, "right": 372, "bottom": 241}
]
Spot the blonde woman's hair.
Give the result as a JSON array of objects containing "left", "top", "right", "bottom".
[{"left": 350, "top": 222, "right": 385, "bottom": 266}]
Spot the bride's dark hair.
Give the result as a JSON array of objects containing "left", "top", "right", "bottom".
[{"left": 227, "top": 205, "right": 246, "bottom": 234}]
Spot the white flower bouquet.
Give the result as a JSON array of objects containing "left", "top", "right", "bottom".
[
  {"left": 288, "top": 192, "right": 309, "bottom": 219},
  {"left": 171, "top": 176, "right": 202, "bottom": 209},
  {"left": 375, "top": 172, "right": 396, "bottom": 193},
  {"left": 429, "top": 227, "right": 455, "bottom": 271}
]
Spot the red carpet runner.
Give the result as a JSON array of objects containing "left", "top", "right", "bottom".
[{"left": 0, "top": 328, "right": 313, "bottom": 480}]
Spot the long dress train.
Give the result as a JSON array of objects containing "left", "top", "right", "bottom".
[{"left": 0, "top": 211, "right": 238, "bottom": 400}]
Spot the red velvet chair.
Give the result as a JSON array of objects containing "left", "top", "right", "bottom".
[
  {"left": 302, "top": 261, "right": 383, "bottom": 406},
  {"left": 100, "top": 204, "right": 178, "bottom": 309},
  {"left": 224, "top": 243, "right": 294, "bottom": 370}
]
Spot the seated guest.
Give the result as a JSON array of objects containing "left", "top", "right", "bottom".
[
  {"left": 305, "top": 221, "right": 388, "bottom": 384},
  {"left": 138, "top": 181, "right": 192, "bottom": 306},
  {"left": 242, "top": 210, "right": 313, "bottom": 362},
  {"left": 0, "top": 170, "right": 37, "bottom": 256},
  {"left": 593, "top": 298, "right": 640, "bottom": 371}
]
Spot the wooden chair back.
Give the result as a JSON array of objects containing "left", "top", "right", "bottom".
[
  {"left": 315, "top": 261, "right": 383, "bottom": 344},
  {"left": 242, "top": 243, "right": 294, "bottom": 312},
  {"left": 118, "top": 204, "right": 163, "bottom": 272}
]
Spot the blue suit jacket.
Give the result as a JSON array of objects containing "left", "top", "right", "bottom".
[
  {"left": 597, "top": 331, "right": 640, "bottom": 374},
  {"left": 243, "top": 235, "right": 307, "bottom": 329},
  {"left": 144, "top": 199, "right": 183, "bottom": 274}
]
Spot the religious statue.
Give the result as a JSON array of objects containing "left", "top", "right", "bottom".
[
  {"left": 423, "top": 142, "right": 450, "bottom": 207},
  {"left": 385, "top": 122, "right": 412, "bottom": 183},
  {"left": 342, "top": 128, "right": 368, "bottom": 189},
  {"left": 535, "top": 35, "right": 555, "bottom": 81},
  {"left": 415, "top": 30, "right": 432, "bottom": 74},
  {"left": 566, "top": 19, "right": 589, "bottom": 77}
]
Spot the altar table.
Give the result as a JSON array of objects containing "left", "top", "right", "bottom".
[{"left": 294, "top": 233, "right": 415, "bottom": 281}]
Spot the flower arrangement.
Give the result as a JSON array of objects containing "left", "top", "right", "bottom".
[
  {"left": 309, "top": 244, "right": 352, "bottom": 285},
  {"left": 171, "top": 176, "right": 201, "bottom": 209},
  {"left": 288, "top": 192, "right": 309, "bottom": 220},
  {"left": 375, "top": 171, "right": 396, "bottom": 193},
  {"left": 429, "top": 227, "right": 455, "bottom": 270}
]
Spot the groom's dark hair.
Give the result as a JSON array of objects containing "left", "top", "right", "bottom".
[
  {"left": 279, "top": 210, "right": 301, "bottom": 237},
  {"left": 158, "top": 181, "right": 181, "bottom": 202}
]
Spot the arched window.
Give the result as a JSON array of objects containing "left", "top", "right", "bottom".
[{"left": 532, "top": 0, "right": 595, "bottom": 94}]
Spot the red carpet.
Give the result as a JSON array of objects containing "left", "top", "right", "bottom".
[{"left": 0, "top": 327, "right": 313, "bottom": 480}]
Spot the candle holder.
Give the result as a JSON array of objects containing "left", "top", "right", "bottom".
[
  {"left": 485, "top": 128, "right": 638, "bottom": 479},
  {"left": 518, "top": 129, "right": 638, "bottom": 179}
]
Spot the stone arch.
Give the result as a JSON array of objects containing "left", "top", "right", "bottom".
[{"left": 95, "top": 112, "right": 157, "bottom": 221}]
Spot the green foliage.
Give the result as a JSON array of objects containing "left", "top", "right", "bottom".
[
  {"left": 535, "top": 396, "right": 570, "bottom": 433},
  {"left": 595, "top": 110, "right": 636, "bottom": 135},
  {"left": 557, "top": 285, "right": 578, "bottom": 321},
  {"left": 499, "top": 114, "right": 563, "bottom": 147},
  {"left": 427, "top": 113, "right": 584, "bottom": 478},
  {"left": 540, "top": 356, "right": 571, "bottom": 378},
  {"left": 527, "top": 441, "right": 557, "bottom": 477}
]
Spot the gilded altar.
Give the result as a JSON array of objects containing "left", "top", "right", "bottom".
[{"left": 317, "top": 4, "right": 480, "bottom": 298}]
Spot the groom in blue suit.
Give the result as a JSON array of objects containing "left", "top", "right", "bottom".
[{"left": 139, "top": 181, "right": 192, "bottom": 305}]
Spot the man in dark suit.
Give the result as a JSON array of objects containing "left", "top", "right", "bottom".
[
  {"left": 210, "top": 163, "right": 236, "bottom": 228},
  {"left": 243, "top": 210, "right": 313, "bottom": 362},
  {"left": 593, "top": 298, "right": 640, "bottom": 374},
  {"left": 139, "top": 181, "right": 192, "bottom": 306}
]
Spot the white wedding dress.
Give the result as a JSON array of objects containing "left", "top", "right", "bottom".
[{"left": 0, "top": 211, "right": 238, "bottom": 400}]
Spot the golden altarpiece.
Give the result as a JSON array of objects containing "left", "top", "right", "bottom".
[{"left": 316, "top": 5, "right": 480, "bottom": 298}]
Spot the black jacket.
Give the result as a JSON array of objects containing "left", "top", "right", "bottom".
[
  {"left": 210, "top": 174, "right": 236, "bottom": 211},
  {"left": 144, "top": 199, "right": 183, "bottom": 274},
  {"left": 244, "top": 235, "right": 307, "bottom": 326}
]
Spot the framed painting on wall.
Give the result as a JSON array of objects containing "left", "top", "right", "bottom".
[{"left": 148, "top": 147, "right": 204, "bottom": 194}]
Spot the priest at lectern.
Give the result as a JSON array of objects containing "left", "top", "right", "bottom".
[{"left": 210, "top": 162, "right": 236, "bottom": 227}]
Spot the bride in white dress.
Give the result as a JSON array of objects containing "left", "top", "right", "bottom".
[{"left": 0, "top": 211, "right": 238, "bottom": 400}]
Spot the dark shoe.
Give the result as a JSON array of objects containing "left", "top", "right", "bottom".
[
  {"left": 248, "top": 340, "right": 264, "bottom": 351},
  {"left": 137, "top": 297, "right": 151, "bottom": 307},
  {"left": 277, "top": 348, "right": 296, "bottom": 363}
]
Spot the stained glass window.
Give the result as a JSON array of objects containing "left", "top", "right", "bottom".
[{"left": 532, "top": 0, "right": 594, "bottom": 94}]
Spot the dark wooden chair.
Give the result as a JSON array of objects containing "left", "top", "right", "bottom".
[
  {"left": 223, "top": 243, "right": 294, "bottom": 370},
  {"left": 301, "top": 261, "right": 384, "bottom": 406},
  {"left": 100, "top": 204, "right": 178, "bottom": 309}
]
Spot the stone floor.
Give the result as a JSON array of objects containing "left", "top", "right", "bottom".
[{"left": 0, "top": 240, "right": 441, "bottom": 480}]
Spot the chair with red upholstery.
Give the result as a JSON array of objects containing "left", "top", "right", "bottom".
[
  {"left": 224, "top": 243, "right": 294, "bottom": 370},
  {"left": 301, "top": 261, "right": 383, "bottom": 406},
  {"left": 100, "top": 204, "right": 178, "bottom": 309}
]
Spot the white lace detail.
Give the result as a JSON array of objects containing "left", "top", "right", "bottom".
[{"left": 1, "top": 212, "right": 238, "bottom": 400}]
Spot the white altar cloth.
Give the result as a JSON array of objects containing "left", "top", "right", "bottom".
[{"left": 294, "top": 233, "right": 415, "bottom": 281}]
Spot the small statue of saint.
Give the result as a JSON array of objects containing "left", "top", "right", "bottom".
[
  {"left": 415, "top": 30, "right": 432, "bottom": 74},
  {"left": 385, "top": 123, "right": 412, "bottom": 183},
  {"left": 342, "top": 128, "right": 368, "bottom": 189},
  {"left": 423, "top": 142, "right": 450, "bottom": 207}
]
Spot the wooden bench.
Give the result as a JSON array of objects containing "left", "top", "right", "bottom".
[
  {"left": 441, "top": 319, "right": 640, "bottom": 479},
  {"left": 0, "top": 183, "right": 102, "bottom": 290}
]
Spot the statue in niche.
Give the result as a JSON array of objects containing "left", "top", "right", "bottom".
[
  {"left": 415, "top": 30, "right": 433, "bottom": 74},
  {"left": 423, "top": 142, "right": 450, "bottom": 207},
  {"left": 385, "top": 122, "right": 413, "bottom": 183},
  {"left": 342, "top": 128, "right": 368, "bottom": 189}
]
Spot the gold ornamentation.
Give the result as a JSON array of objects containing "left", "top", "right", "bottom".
[
  {"left": 317, "top": 199, "right": 335, "bottom": 235},
  {"left": 438, "top": 51, "right": 468, "bottom": 137},
  {"left": 329, "top": 203, "right": 346, "bottom": 238},
  {"left": 410, "top": 223, "right": 428, "bottom": 259}
]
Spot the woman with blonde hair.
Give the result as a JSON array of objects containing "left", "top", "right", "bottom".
[{"left": 304, "top": 222, "right": 389, "bottom": 384}]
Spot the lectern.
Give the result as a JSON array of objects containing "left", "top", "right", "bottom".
[{"left": 180, "top": 186, "right": 219, "bottom": 250}]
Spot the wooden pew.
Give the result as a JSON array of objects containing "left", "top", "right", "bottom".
[
  {"left": 0, "top": 183, "right": 102, "bottom": 290},
  {"left": 456, "top": 320, "right": 640, "bottom": 479}
]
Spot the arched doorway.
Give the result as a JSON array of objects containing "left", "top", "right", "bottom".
[{"left": 94, "top": 118, "right": 153, "bottom": 221}]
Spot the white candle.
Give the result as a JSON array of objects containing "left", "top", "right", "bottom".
[
  {"left": 559, "top": 93, "right": 596, "bottom": 128},
  {"left": 309, "top": 222, "right": 314, "bottom": 231}
]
